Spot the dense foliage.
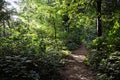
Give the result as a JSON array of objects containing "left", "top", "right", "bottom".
[
  {"left": 86, "top": 1, "right": 120, "bottom": 79},
  {"left": 0, "top": 0, "right": 120, "bottom": 80},
  {"left": 87, "top": 21, "right": 120, "bottom": 80},
  {"left": 0, "top": 56, "right": 62, "bottom": 80}
]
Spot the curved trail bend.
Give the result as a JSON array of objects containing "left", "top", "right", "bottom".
[{"left": 60, "top": 44, "right": 96, "bottom": 80}]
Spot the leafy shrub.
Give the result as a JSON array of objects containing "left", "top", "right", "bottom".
[
  {"left": 87, "top": 42, "right": 120, "bottom": 80},
  {"left": 98, "top": 51, "right": 120, "bottom": 80},
  {"left": 87, "top": 37, "right": 112, "bottom": 68},
  {"left": 0, "top": 55, "right": 62, "bottom": 80},
  {"left": 64, "top": 28, "right": 82, "bottom": 50},
  {"left": 0, "top": 29, "right": 64, "bottom": 80},
  {"left": 87, "top": 21, "right": 120, "bottom": 80}
]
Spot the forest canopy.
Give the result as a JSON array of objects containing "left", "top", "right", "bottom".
[{"left": 0, "top": 0, "right": 120, "bottom": 80}]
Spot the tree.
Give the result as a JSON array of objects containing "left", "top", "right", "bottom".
[
  {"left": 0, "top": 0, "right": 6, "bottom": 36},
  {"left": 0, "top": 0, "right": 12, "bottom": 36},
  {"left": 97, "top": 0, "right": 102, "bottom": 37}
]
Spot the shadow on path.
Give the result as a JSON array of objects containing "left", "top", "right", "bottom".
[{"left": 60, "top": 44, "right": 96, "bottom": 80}]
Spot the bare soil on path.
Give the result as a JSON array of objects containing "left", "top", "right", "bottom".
[{"left": 60, "top": 44, "right": 96, "bottom": 80}]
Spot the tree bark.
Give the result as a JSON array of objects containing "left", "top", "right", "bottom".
[
  {"left": 97, "top": 0, "right": 102, "bottom": 37},
  {"left": 3, "top": 20, "right": 6, "bottom": 36}
]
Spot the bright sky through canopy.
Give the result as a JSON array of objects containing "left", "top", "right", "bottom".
[
  {"left": 5, "top": 0, "right": 20, "bottom": 11},
  {"left": 5, "top": 0, "right": 22, "bottom": 21}
]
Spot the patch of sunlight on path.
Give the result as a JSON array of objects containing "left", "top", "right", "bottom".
[
  {"left": 70, "top": 54, "right": 86, "bottom": 62},
  {"left": 60, "top": 44, "right": 96, "bottom": 80}
]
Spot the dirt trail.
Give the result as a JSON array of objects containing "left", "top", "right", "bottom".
[{"left": 60, "top": 44, "right": 96, "bottom": 80}]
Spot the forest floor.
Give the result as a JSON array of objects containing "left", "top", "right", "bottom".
[{"left": 60, "top": 44, "right": 96, "bottom": 80}]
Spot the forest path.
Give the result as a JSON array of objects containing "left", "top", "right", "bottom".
[{"left": 60, "top": 44, "right": 96, "bottom": 80}]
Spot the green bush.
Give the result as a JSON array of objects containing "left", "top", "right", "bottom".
[
  {"left": 87, "top": 37, "right": 112, "bottom": 68},
  {"left": 0, "top": 29, "right": 64, "bottom": 80},
  {"left": 87, "top": 39, "right": 120, "bottom": 80},
  {"left": 98, "top": 51, "right": 120, "bottom": 80},
  {"left": 87, "top": 22, "right": 120, "bottom": 80},
  {"left": 0, "top": 55, "right": 62, "bottom": 80},
  {"left": 64, "top": 28, "right": 82, "bottom": 50}
]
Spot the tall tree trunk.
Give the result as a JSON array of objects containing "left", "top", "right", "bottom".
[
  {"left": 53, "top": 20, "right": 57, "bottom": 40},
  {"left": 97, "top": 0, "right": 102, "bottom": 52},
  {"left": 3, "top": 20, "right": 6, "bottom": 36},
  {"left": 97, "top": 0, "right": 102, "bottom": 37}
]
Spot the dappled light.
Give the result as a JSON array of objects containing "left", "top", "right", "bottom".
[
  {"left": 70, "top": 54, "right": 86, "bottom": 62},
  {"left": 0, "top": 0, "right": 120, "bottom": 80},
  {"left": 60, "top": 44, "right": 96, "bottom": 80}
]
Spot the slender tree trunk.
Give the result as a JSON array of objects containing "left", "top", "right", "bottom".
[
  {"left": 53, "top": 20, "right": 57, "bottom": 40},
  {"left": 97, "top": 0, "right": 102, "bottom": 52},
  {"left": 3, "top": 20, "right": 6, "bottom": 36},
  {"left": 97, "top": 0, "right": 102, "bottom": 37}
]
